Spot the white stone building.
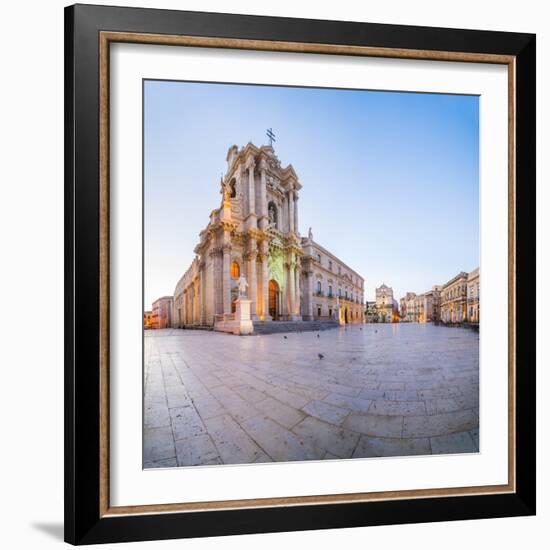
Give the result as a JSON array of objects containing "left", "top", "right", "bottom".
[
  {"left": 172, "top": 143, "right": 364, "bottom": 330},
  {"left": 375, "top": 283, "right": 399, "bottom": 323},
  {"left": 467, "top": 268, "right": 480, "bottom": 323},
  {"left": 152, "top": 296, "right": 173, "bottom": 329},
  {"left": 400, "top": 292, "right": 417, "bottom": 322},
  {"left": 440, "top": 271, "right": 468, "bottom": 323},
  {"left": 301, "top": 233, "right": 364, "bottom": 324},
  {"left": 400, "top": 286, "right": 442, "bottom": 323}
]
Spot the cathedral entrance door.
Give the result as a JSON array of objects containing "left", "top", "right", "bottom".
[{"left": 268, "top": 280, "right": 279, "bottom": 320}]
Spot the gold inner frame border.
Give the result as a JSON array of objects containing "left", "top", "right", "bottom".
[{"left": 98, "top": 31, "right": 516, "bottom": 518}]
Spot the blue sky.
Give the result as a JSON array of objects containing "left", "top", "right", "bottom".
[{"left": 144, "top": 80, "right": 479, "bottom": 308}]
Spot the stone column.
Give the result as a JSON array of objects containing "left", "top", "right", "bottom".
[
  {"left": 247, "top": 247, "right": 258, "bottom": 319},
  {"left": 183, "top": 290, "right": 188, "bottom": 325},
  {"left": 217, "top": 251, "right": 224, "bottom": 315},
  {"left": 192, "top": 280, "right": 198, "bottom": 324},
  {"left": 288, "top": 259, "right": 296, "bottom": 320},
  {"left": 222, "top": 243, "right": 231, "bottom": 315},
  {"left": 259, "top": 158, "right": 268, "bottom": 230},
  {"left": 210, "top": 248, "right": 223, "bottom": 316},
  {"left": 246, "top": 157, "right": 256, "bottom": 217},
  {"left": 294, "top": 262, "right": 301, "bottom": 319},
  {"left": 307, "top": 270, "right": 314, "bottom": 320},
  {"left": 281, "top": 262, "right": 288, "bottom": 318},
  {"left": 294, "top": 191, "right": 299, "bottom": 235},
  {"left": 199, "top": 262, "right": 206, "bottom": 325},
  {"left": 260, "top": 241, "right": 271, "bottom": 321},
  {"left": 288, "top": 188, "right": 295, "bottom": 233}
]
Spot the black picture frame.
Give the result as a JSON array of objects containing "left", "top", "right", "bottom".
[{"left": 65, "top": 3, "right": 536, "bottom": 545}]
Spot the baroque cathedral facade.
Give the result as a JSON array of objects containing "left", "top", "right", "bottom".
[{"left": 173, "top": 143, "right": 365, "bottom": 330}]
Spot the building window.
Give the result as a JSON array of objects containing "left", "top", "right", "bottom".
[
  {"left": 317, "top": 253, "right": 321, "bottom": 263},
  {"left": 230, "top": 261, "right": 240, "bottom": 279},
  {"left": 329, "top": 260, "right": 332, "bottom": 270},
  {"left": 338, "top": 266, "right": 341, "bottom": 275},
  {"left": 317, "top": 281, "right": 322, "bottom": 293},
  {"left": 328, "top": 285, "right": 333, "bottom": 297}
]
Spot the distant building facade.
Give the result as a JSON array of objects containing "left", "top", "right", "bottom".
[
  {"left": 440, "top": 272, "right": 468, "bottom": 324},
  {"left": 400, "top": 292, "right": 417, "bottom": 322},
  {"left": 375, "top": 284, "right": 399, "bottom": 323},
  {"left": 425, "top": 286, "right": 442, "bottom": 322},
  {"left": 404, "top": 286, "right": 442, "bottom": 323},
  {"left": 400, "top": 271, "right": 478, "bottom": 326},
  {"left": 301, "top": 237, "right": 364, "bottom": 324},
  {"left": 152, "top": 296, "right": 173, "bottom": 329},
  {"left": 143, "top": 310, "right": 154, "bottom": 329},
  {"left": 467, "top": 268, "right": 480, "bottom": 324},
  {"left": 171, "top": 143, "right": 364, "bottom": 329},
  {"left": 365, "top": 301, "right": 377, "bottom": 323}
]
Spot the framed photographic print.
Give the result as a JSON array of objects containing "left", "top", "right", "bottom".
[{"left": 64, "top": 3, "right": 536, "bottom": 545}]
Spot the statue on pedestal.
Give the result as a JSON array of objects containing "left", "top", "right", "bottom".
[{"left": 237, "top": 275, "right": 248, "bottom": 298}]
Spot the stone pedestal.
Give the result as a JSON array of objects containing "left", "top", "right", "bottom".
[
  {"left": 234, "top": 299, "right": 254, "bottom": 335},
  {"left": 214, "top": 299, "right": 254, "bottom": 335}
]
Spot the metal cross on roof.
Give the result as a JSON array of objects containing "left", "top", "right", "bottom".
[{"left": 266, "top": 128, "right": 276, "bottom": 147}]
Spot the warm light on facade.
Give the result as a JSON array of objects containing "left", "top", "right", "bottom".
[{"left": 230, "top": 261, "right": 240, "bottom": 279}]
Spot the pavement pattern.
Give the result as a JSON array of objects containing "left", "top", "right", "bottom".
[{"left": 143, "top": 324, "right": 479, "bottom": 468}]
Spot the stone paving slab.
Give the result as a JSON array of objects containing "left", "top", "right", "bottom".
[
  {"left": 353, "top": 435, "right": 432, "bottom": 458},
  {"left": 188, "top": 391, "right": 226, "bottom": 421},
  {"left": 402, "top": 409, "right": 478, "bottom": 438},
  {"left": 252, "top": 396, "right": 306, "bottom": 429},
  {"left": 369, "top": 400, "right": 427, "bottom": 416},
  {"left": 203, "top": 414, "right": 266, "bottom": 464},
  {"left": 343, "top": 413, "right": 404, "bottom": 438},
  {"left": 175, "top": 433, "right": 219, "bottom": 466},
  {"left": 323, "top": 393, "right": 373, "bottom": 413},
  {"left": 143, "top": 426, "right": 176, "bottom": 463},
  {"left": 430, "top": 431, "right": 477, "bottom": 454},
  {"left": 144, "top": 324, "right": 479, "bottom": 467},
  {"left": 143, "top": 457, "right": 178, "bottom": 469},
  {"left": 144, "top": 405, "right": 171, "bottom": 429},
  {"left": 302, "top": 400, "right": 350, "bottom": 426},
  {"left": 469, "top": 428, "right": 480, "bottom": 452},
  {"left": 292, "top": 416, "right": 360, "bottom": 458},
  {"left": 170, "top": 405, "right": 207, "bottom": 441},
  {"left": 241, "top": 415, "right": 324, "bottom": 462}
]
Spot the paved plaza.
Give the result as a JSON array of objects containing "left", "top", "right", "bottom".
[{"left": 144, "top": 324, "right": 479, "bottom": 468}]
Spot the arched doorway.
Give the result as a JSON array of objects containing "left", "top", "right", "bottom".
[
  {"left": 268, "top": 280, "right": 280, "bottom": 320},
  {"left": 344, "top": 308, "right": 349, "bottom": 324}
]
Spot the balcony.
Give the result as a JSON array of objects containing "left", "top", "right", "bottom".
[{"left": 338, "top": 295, "right": 360, "bottom": 304}]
